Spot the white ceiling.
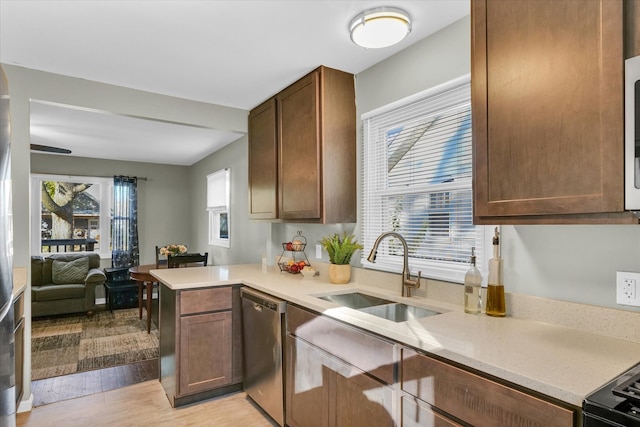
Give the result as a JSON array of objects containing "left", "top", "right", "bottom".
[{"left": 0, "top": 0, "right": 470, "bottom": 165}]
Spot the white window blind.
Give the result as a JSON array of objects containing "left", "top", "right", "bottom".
[
  {"left": 362, "top": 75, "right": 490, "bottom": 284},
  {"left": 207, "top": 168, "right": 230, "bottom": 248},
  {"left": 207, "top": 168, "right": 230, "bottom": 210}
]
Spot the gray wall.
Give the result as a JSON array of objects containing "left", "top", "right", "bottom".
[
  {"left": 10, "top": 15, "right": 640, "bottom": 313},
  {"left": 353, "top": 15, "right": 640, "bottom": 313},
  {"left": 3, "top": 63, "right": 247, "bottom": 269},
  {"left": 267, "top": 17, "right": 472, "bottom": 268},
  {"left": 2, "top": 63, "right": 248, "bottom": 403},
  {"left": 31, "top": 153, "right": 191, "bottom": 266},
  {"left": 189, "top": 135, "right": 271, "bottom": 265},
  {"left": 262, "top": 15, "right": 640, "bottom": 314}
]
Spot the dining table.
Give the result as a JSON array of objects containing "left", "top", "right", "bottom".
[{"left": 128, "top": 264, "right": 161, "bottom": 333}]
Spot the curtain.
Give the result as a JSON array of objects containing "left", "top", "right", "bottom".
[{"left": 112, "top": 176, "right": 139, "bottom": 267}]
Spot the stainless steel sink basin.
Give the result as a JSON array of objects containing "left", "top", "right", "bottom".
[
  {"left": 316, "top": 292, "right": 440, "bottom": 322},
  {"left": 317, "top": 292, "right": 394, "bottom": 309},
  {"left": 358, "top": 303, "right": 441, "bottom": 322}
]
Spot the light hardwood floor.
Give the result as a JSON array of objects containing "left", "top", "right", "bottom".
[
  {"left": 17, "top": 380, "right": 277, "bottom": 427},
  {"left": 31, "top": 359, "right": 159, "bottom": 406}
]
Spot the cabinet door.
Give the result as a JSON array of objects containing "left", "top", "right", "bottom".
[
  {"left": 178, "top": 311, "right": 232, "bottom": 396},
  {"left": 286, "top": 335, "right": 330, "bottom": 427},
  {"left": 277, "top": 70, "right": 322, "bottom": 220},
  {"left": 286, "top": 335, "right": 395, "bottom": 427},
  {"left": 472, "top": 0, "right": 623, "bottom": 221},
  {"left": 248, "top": 98, "right": 278, "bottom": 219},
  {"left": 332, "top": 368, "right": 395, "bottom": 427}
]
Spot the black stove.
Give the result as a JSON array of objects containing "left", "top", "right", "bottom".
[{"left": 583, "top": 363, "right": 640, "bottom": 426}]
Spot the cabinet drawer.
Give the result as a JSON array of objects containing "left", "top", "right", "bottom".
[
  {"left": 402, "top": 348, "right": 575, "bottom": 427},
  {"left": 401, "top": 396, "right": 463, "bottom": 427},
  {"left": 180, "top": 287, "right": 232, "bottom": 315},
  {"left": 287, "top": 304, "right": 396, "bottom": 384}
]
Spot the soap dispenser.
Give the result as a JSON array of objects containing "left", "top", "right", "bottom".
[
  {"left": 464, "top": 247, "right": 482, "bottom": 314},
  {"left": 486, "top": 227, "right": 506, "bottom": 317}
]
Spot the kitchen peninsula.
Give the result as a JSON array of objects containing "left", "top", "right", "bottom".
[{"left": 152, "top": 264, "right": 640, "bottom": 425}]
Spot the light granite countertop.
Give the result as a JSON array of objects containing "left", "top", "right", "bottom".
[
  {"left": 12, "top": 267, "right": 27, "bottom": 298},
  {"left": 151, "top": 263, "right": 640, "bottom": 407}
]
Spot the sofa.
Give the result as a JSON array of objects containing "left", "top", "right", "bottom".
[{"left": 31, "top": 253, "right": 106, "bottom": 317}]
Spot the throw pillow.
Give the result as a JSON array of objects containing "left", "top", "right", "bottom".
[{"left": 52, "top": 257, "right": 89, "bottom": 285}]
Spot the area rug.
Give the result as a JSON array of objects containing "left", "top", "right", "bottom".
[{"left": 31, "top": 308, "right": 159, "bottom": 381}]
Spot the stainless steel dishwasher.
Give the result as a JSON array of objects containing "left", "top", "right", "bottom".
[{"left": 241, "top": 288, "right": 287, "bottom": 426}]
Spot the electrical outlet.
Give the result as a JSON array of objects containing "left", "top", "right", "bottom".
[
  {"left": 316, "top": 244, "right": 322, "bottom": 259},
  {"left": 616, "top": 271, "right": 640, "bottom": 306}
]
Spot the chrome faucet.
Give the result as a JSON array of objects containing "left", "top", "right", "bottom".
[{"left": 367, "top": 231, "right": 421, "bottom": 297}]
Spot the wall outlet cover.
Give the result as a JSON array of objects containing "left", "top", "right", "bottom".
[{"left": 616, "top": 271, "right": 640, "bottom": 307}]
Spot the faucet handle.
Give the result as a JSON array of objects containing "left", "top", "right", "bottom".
[
  {"left": 404, "top": 271, "right": 422, "bottom": 298},
  {"left": 404, "top": 271, "right": 421, "bottom": 288},
  {"left": 412, "top": 271, "right": 421, "bottom": 289}
]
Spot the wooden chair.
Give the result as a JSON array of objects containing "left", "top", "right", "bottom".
[{"left": 167, "top": 252, "right": 208, "bottom": 268}]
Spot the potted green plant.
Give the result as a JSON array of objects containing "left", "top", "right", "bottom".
[{"left": 320, "top": 232, "right": 363, "bottom": 284}]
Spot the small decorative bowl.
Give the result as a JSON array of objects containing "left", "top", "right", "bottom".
[{"left": 300, "top": 267, "right": 317, "bottom": 279}]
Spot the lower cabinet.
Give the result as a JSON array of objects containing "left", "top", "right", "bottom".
[
  {"left": 178, "top": 310, "right": 232, "bottom": 395},
  {"left": 160, "top": 284, "right": 243, "bottom": 407},
  {"left": 284, "top": 304, "right": 577, "bottom": 427},
  {"left": 286, "top": 304, "right": 396, "bottom": 427},
  {"left": 401, "top": 347, "right": 576, "bottom": 427},
  {"left": 401, "top": 397, "right": 463, "bottom": 427},
  {"left": 286, "top": 335, "right": 395, "bottom": 427}
]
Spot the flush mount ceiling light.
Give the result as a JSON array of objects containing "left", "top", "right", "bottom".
[{"left": 349, "top": 7, "right": 412, "bottom": 49}]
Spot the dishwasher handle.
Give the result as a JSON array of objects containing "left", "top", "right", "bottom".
[{"left": 241, "top": 288, "right": 286, "bottom": 314}]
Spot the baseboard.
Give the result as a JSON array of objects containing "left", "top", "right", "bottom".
[{"left": 17, "top": 393, "right": 33, "bottom": 413}]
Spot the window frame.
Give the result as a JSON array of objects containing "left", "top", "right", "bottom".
[
  {"left": 207, "top": 168, "right": 230, "bottom": 248},
  {"left": 31, "top": 173, "right": 113, "bottom": 258},
  {"left": 361, "top": 75, "right": 492, "bottom": 284}
]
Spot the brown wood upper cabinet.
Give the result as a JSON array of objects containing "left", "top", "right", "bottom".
[
  {"left": 248, "top": 65, "right": 356, "bottom": 223},
  {"left": 248, "top": 98, "right": 278, "bottom": 219},
  {"left": 472, "top": 0, "right": 638, "bottom": 224}
]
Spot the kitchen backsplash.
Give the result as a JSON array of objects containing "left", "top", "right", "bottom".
[{"left": 313, "top": 262, "right": 640, "bottom": 344}]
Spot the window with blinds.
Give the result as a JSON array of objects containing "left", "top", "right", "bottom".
[
  {"left": 207, "top": 168, "right": 230, "bottom": 248},
  {"left": 362, "top": 75, "right": 490, "bottom": 284}
]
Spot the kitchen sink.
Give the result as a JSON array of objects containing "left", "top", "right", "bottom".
[
  {"left": 316, "top": 292, "right": 394, "bottom": 309},
  {"left": 316, "top": 292, "right": 441, "bottom": 322},
  {"left": 358, "top": 303, "right": 441, "bottom": 322}
]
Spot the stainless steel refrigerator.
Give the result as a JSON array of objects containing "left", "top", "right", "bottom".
[{"left": 0, "top": 64, "right": 16, "bottom": 427}]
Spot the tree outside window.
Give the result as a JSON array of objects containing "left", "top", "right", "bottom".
[{"left": 32, "top": 174, "right": 112, "bottom": 255}]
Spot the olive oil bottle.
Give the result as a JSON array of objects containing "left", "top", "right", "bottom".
[
  {"left": 464, "top": 247, "right": 482, "bottom": 314},
  {"left": 485, "top": 227, "right": 506, "bottom": 317}
]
